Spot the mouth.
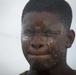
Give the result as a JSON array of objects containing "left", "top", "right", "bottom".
[
  {"left": 28, "top": 49, "right": 50, "bottom": 55},
  {"left": 28, "top": 53, "right": 51, "bottom": 60},
  {"left": 27, "top": 49, "right": 51, "bottom": 60}
]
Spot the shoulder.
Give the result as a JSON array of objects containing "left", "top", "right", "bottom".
[
  {"left": 20, "top": 71, "right": 28, "bottom": 75},
  {"left": 73, "top": 70, "right": 76, "bottom": 75}
]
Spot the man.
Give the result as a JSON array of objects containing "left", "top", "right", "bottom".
[{"left": 20, "top": 0, "right": 76, "bottom": 75}]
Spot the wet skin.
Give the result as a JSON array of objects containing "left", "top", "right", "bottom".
[{"left": 21, "top": 12, "right": 75, "bottom": 75}]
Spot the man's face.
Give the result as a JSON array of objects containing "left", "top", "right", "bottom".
[{"left": 21, "top": 12, "right": 67, "bottom": 71}]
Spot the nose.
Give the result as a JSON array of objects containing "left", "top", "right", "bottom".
[
  {"left": 31, "top": 35, "right": 45, "bottom": 49},
  {"left": 31, "top": 43, "right": 44, "bottom": 49}
]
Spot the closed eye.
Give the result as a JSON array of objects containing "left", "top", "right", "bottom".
[
  {"left": 23, "top": 29, "right": 35, "bottom": 37},
  {"left": 43, "top": 30, "right": 60, "bottom": 37}
]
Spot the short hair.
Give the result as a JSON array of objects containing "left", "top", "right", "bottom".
[{"left": 21, "top": 0, "right": 72, "bottom": 30}]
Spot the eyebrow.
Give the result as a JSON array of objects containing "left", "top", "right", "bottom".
[
  {"left": 43, "top": 28, "right": 62, "bottom": 34},
  {"left": 23, "top": 28, "right": 34, "bottom": 33},
  {"left": 43, "top": 27, "right": 61, "bottom": 31}
]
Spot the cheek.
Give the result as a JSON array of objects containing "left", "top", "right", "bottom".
[
  {"left": 46, "top": 37, "right": 60, "bottom": 50},
  {"left": 21, "top": 35, "right": 31, "bottom": 56},
  {"left": 21, "top": 35, "right": 31, "bottom": 44},
  {"left": 21, "top": 35, "right": 29, "bottom": 41},
  {"left": 46, "top": 38, "right": 65, "bottom": 59}
]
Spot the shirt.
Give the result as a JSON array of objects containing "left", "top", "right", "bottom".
[{"left": 20, "top": 70, "right": 76, "bottom": 75}]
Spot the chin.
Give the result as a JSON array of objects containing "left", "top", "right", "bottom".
[
  {"left": 30, "top": 60, "right": 57, "bottom": 71},
  {"left": 31, "top": 61, "right": 47, "bottom": 71}
]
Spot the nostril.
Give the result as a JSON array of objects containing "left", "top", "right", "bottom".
[
  {"left": 31, "top": 44, "right": 35, "bottom": 48},
  {"left": 39, "top": 44, "right": 43, "bottom": 48},
  {"left": 31, "top": 44, "right": 44, "bottom": 49}
]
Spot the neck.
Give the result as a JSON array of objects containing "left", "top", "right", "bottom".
[{"left": 27, "top": 63, "right": 74, "bottom": 75}]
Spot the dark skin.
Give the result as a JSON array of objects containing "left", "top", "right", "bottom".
[{"left": 21, "top": 12, "right": 75, "bottom": 75}]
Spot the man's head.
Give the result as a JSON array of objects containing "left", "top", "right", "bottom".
[
  {"left": 21, "top": 0, "right": 75, "bottom": 71},
  {"left": 22, "top": 0, "right": 72, "bottom": 30}
]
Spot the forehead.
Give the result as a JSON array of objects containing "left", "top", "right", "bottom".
[{"left": 22, "top": 12, "right": 64, "bottom": 30}]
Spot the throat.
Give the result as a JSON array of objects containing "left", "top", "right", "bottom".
[
  {"left": 27, "top": 63, "right": 74, "bottom": 75},
  {"left": 28, "top": 70, "right": 51, "bottom": 75},
  {"left": 37, "top": 70, "right": 50, "bottom": 75}
]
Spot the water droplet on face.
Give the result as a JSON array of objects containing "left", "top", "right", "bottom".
[
  {"left": 51, "top": 60, "right": 53, "bottom": 62},
  {"left": 47, "top": 38, "right": 54, "bottom": 49},
  {"left": 43, "top": 21, "right": 48, "bottom": 26},
  {"left": 55, "top": 55, "right": 57, "bottom": 57},
  {"left": 43, "top": 21, "right": 46, "bottom": 25},
  {"left": 50, "top": 40, "right": 53, "bottom": 43},
  {"left": 60, "top": 50, "right": 63, "bottom": 52},
  {"left": 22, "top": 36, "right": 29, "bottom": 41},
  {"left": 54, "top": 63, "right": 56, "bottom": 65}
]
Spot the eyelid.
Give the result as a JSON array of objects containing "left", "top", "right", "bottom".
[
  {"left": 43, "top": 30, "right": 60, "bottom": 37},
  {"left": 24, "top": 29, "right": 34, "bottom": 33},
  {"left": 43, "top": 30, "right": 51, "bottom": 33},
  {"left": 23, "top": 29, "right": 34, "bottom": 36}
]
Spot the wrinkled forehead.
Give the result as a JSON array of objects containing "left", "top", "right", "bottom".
[
  {"left": 22, "top": 12, "right": 64, "bottom": 31},
  {"left": 22, "top": 12, "right": 61, "bottom": 23}
]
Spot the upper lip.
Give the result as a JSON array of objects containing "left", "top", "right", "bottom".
[
  {"left": 28, "top": 47, "right": 50, "bottom": 55},
  {"left": 29, "top": 53, "right": 49, "bottom": 56}
]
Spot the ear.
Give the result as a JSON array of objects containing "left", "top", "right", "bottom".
[{"left": 66, "top": 30, "right": 75, "bottom": 48}]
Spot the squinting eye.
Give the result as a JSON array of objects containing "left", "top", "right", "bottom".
[
  {"left": 44, "top": 31, "right": 51, "bottom": 37},
  {"left": 24, "top": 30, "right": 35, "bottom": 37},
  {"left": 44, "top": 31, "right": 59, "bottom": 37}
]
